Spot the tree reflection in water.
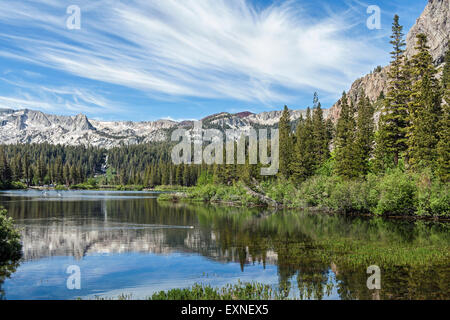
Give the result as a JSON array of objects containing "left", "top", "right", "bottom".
[{"left": 1, "top": 191, "right": 449, "bottom": 300}]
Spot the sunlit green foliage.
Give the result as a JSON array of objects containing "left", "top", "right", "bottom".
[{"left": 0, "top": 207, "right": 21, "bottom": 262}]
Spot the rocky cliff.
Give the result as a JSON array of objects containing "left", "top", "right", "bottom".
[{"left": 328, "top": 0, "right": 449, "bottom": 122}]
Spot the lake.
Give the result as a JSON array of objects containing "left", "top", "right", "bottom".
[{"left": 0, "top": 190, "right": 449, "bottom": 300}]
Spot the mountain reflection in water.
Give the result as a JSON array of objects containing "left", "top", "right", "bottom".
[{"left": 0, "top": 190, "right": 449, "bottom": 300}]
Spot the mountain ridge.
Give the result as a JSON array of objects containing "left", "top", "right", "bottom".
[{"left": 0, "top": 106, "right": 318, "bottom": 148}]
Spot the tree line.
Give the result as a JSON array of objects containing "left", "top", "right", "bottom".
[
  {"left": 0, "top": 15, "right": 448, "bottom": 190},
  {"left": 277, "top": 15, "right": 449, "bottom": 184}
]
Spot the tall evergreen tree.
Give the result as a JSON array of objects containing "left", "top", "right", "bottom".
[
  {"left": 354, "top": 91, "right": 375, "bottom": 176},
  {"left": 63, "top": 163, "right": 70, "bottom": 185},
  {"left": 183, "top": 164, "right": 190, "bottom": 186},
  {"left": 37, "top": 155, "right": 47, "bottom": 184},
  {"left": 311, "top": 93, "right": 330, "bottom": 168},
  {"left": 335, "top": 92, "right": 357, "bottom": 178},
  {"left": 175, "top": 165, "right": 183, "bottom": 186},
  {"left": 436, "top": 49, "right": 449, "bottom": 181},
  {"left": 375, "top": 15, "right": 410, "bottom": 167},
  {"left": 278, "top": 105, "right": 293, "bottom": 178},
  {"left": 0, "top": 148, "right": 12, "bottom": 187},
  {"left": 291, "top": 108, "right": 315, "bottom": 182},
  {"left": 407, "top": 34, "right": 442, "bottom": 169}
]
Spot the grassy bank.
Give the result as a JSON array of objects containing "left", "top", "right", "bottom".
[
  {"left": 159, "top": 169, "right": 449, "bottom": 217},
  {"left": 150, "top": 281, "right": 287, "bottom": 300},
  {"left": 158, "top": 182, "right": 263, "bottom": 207},
  {"left": 88, "top": 282, "right": 288, "bottom": 300}
]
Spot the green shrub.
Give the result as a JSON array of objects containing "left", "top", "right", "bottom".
[
  {"left": 157, "top": 192, "right": 186, "bottom": 202},
  {"left": 11, "top": 181, "right": 27, "bottom": 190},
  {"left": 188, "top": 184, "right": 219, "bottom": 201},
  {"left": 326, "top": 175, "right": 380, "bottom": 213},
  {"left": 375, "top": 169, "right": 418, "bottom": 215},
  {"left": 70, "top": 183, "right": 95, "bottom": 190},
  {"left": 168, "top": 169, "right": 448, "bottom": 217},
  {"left": 186, "top": 182, "right": 260, "bottom": 206},
  {"left": 87, "top": 178, "right": 98, "bottom": 188},
  {"left": 429, "top": 187, "right": 450, "bottom": 216},
  {"left": 264, "top": 179, "right": 297, "bottom": 205},
  {"left": 114, "top": 185, "right": 144, "bottom": 191},
  {"left": 417, "top": 178, "right": 450, "bottom": 216},
  {"left": 296, "top": 175, "right": 341, "bottom": 208},
  {"left": 0, "top": 207, "right": 22, "bottom": 262},
  {"left": 327, "top": 180, "right": 358, "bottom": 212}
]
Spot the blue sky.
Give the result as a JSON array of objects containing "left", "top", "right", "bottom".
[{"left": 0, "top": 0, "right": 427, "bottom": 121}]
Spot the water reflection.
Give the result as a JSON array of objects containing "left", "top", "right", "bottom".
[{"left": 1, "top": 190, "right": 449, "bottom": 300}]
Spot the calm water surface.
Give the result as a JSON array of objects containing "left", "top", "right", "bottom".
[{"left": 0, "top": 190, "right": 449, "bottom": 300}]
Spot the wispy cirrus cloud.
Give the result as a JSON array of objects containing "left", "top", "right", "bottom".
[
  {"left": 0, "top": 76, "right": 123, "bottom": 114},
  {"left": 0, "top": 0, "right": 386, "bottom": 108}
]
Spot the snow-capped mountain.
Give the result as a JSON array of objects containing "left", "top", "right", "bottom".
[{"left": 0, "top": 107, "right": 325, "bottom": 148}]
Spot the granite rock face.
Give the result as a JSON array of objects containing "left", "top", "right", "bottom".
[
  {"left": 328, "top": 0, "right": 449, "bottom": 122},
  {"left": 405, "top": 0, "right": 449, "bottom": 66}
]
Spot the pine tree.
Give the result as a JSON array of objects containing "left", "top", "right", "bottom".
[
  {"left": 190, "top": 165, "right": 198, "bottom": 186},
  {"left": 37, "top": 155, "right": 47, "bottom": 184},
  {"left": 148, "top": 166, "right": 155, "bottom": 187},
  {"left": 63, "top": 163, "right": 70, "bottom": 185},
  {"left": 335, "top": 92, "right": 357, "bottom": 178},
  {"left": 325, "top": 118, "right": 334, "bottom": 144},
  {"left": 183, "top": 164, "right": 190, "bottom": 186},
  {"left": 407, "top": 34, "right": 442, "bottom": 169},
  {"left": 55, "top": 157, "right": 63, "bottom": 184},
  {"left": 436, "top": 49, "right": 449, "bottom": 181},
  {"left": 119, "top": 168, "right": 128, "bottom": 185},
  {"left": 14, "top": 154, "right": 23, "bottom": 181},
  {"left": 278, "top": 105, "right": 293, "bottom": 178},
  {"left": 22, "top": 153, "right": 31, "bottom": 186},
  {"left": 9, "top": 157, "right": 17, "bottom": 182},
  {"left": 375, "top": 15, "right": 410, "bottom": 168},
  {"left": 354, "top": 91, "right": 375, "bottom": 176},
  {"left": 160, "top": 163, "right": 169, "bottom": 186},
  {"left": 0, "top": 148, "right": 12, "bottom": 187},
  {"left": 213, "top": 162, "right": 224, "bottom": 184},
  {"left": 291, "top": 108, "right": 315, "bottom": 182},
  {"left": 175, "top": 165, "right": 183, "bottom": 186},
  {"left": 311, "top": 93, "right": 330, "bottom": 168}
]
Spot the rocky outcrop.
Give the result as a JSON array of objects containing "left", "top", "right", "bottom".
[
  {"left": 405, "top": 0, "right": 449, "bottom": 66},
  {"left": 328, "top": 0, "right": 449, "bottom": 123}
]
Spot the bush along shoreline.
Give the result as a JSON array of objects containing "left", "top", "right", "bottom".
[
  {"left": 0, "top": 207, "right": 22, "bottom": 263},
  {"left": 158, "top": 168, "right": 449, "bottom": 218}
]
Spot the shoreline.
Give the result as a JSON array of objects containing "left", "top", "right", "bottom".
[
  {"left": 157, "top": 191, "right": 450, "bottom": 221},
  {"left": 3, "top": 185, "right": 448, "bottom": 221},
  {"left": 23, "top": 185, "right": 184, "bottom": 192}
]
